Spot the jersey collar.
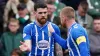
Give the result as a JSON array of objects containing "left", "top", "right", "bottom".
[{"left": 68, "top": 22, "right": 77, "bottom": 31}]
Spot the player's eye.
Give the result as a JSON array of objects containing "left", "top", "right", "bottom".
[{"left": 38, "top": 12, "right": 47, "bottom": 14}]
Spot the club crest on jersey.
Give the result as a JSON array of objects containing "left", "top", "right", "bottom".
[
  {"left": 37, "top": 40, "right": 49, "bottom": 50},
  {"left": 74, "top": 24, "right": 78, "bottom": 28}
]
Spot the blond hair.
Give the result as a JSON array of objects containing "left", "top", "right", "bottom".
[{"left": 60, "top": 6, "right": 75, "bottom": 19}]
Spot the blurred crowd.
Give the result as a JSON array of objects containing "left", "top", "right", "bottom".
[{"left": 0, "top": 0, "right": 100, "bottom": 56}]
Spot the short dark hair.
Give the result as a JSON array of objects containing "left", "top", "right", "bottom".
[
  {"left": 34, "top": 2, "right": 47, "bottom": 11},
  {"left": 80, "top": 1, "right": 88, "bottom": 6},
  {"left": 79, "top": 1, "right": 88, "bottom": 11},
  {"left": 93, "top": 16, "right": 100, "bottom": 20},
  {"left": 17, "top": 3, "right": 27, "bottom": 10},
  {"left": 46, "top": 0, "right": 54, "bottom": 5}
]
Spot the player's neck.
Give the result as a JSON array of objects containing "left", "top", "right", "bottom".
[
  {"left": 66, "top": 19, "right": 76, "bottom": 29},
  {"left": 35, "top": 20, "right": 46, "bottom": 27}
]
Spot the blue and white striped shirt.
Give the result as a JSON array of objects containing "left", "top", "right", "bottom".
[
  {"left": 52, "top": 23, "right": 90, "bottom": 56},
  {"left": 23, "top": 21, "right": 60, "bottom": 56}
]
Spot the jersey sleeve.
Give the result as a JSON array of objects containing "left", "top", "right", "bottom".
[
  {"left": 23, "top": 24, "right": 31, "bottom": 40},
  {"left": 72, "top": 29, "right": 89, "bottom": 56},
  {"left": 52, "top": 24, "right": 68, "bottom": 49}
]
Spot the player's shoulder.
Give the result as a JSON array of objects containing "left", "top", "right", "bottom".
[
  {"left": 71, "top": 24, "right": 86, "bottom": 38},
  {"left": 72, "top": 23, "right": 83, "bottom": 30},
  {"left": 25, "top": 22, "right": 34, "bottom": 28},
  {"left": 71, "top": 23, "right": 85, "bottom": 34},
  {"left": 50, "top": 22, "right": 59, "bottom": 28},
  {"left": 24, "top": 22, "right": 35, "bottom": 30}
]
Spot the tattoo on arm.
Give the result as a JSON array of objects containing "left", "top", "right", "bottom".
[{"left": 55, "top": 43, "right": 63, "bottom": 56}]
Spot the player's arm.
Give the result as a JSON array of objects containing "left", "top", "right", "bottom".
[
  {"left": 52, "top": 32, "right": 67, "bottom": 49},
  {"left": 55, "top": 43, "right": 63, "bottom": 56},
  {"left": 48, "top": 23, "right": 68, "bottom": 49},
  {"left": 53, "top": 24, "right": 63, "bottom": 56},
  {"left": 19, "top": 24, "right": 32, "bottom": 52},
  {"left": 73, "top": 30, "right": 89, "bottom": 56}
]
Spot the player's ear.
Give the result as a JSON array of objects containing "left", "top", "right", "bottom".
[
  {"left": 34, "top": 11, "right": 37, "bottom": 17},
  {"left": 63, "top": 16, "right": 67, "bottom": 22}
]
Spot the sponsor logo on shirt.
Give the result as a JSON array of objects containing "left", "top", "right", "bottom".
[{"left": 37, "top": 40, "right": 50, "bottom": 50}]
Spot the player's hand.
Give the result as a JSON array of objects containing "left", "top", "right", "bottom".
[
  {"left": 19, "top": 41, "right": 29, "bottom": 51},
  {"left": 48, "top": 23, "right": 55, "bottom": 33}
]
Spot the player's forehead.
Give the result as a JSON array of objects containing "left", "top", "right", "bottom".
[{"left": 36, "top": 8, "right": 48, "bottom": 12}]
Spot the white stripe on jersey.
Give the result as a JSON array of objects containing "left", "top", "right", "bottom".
[
  {"left": 48, "top": 34, "right": 51, "bottom": 56},
  {"left": 35, "top": 25, "right": 38, "bottom": 56},
  {"left": 42, "top": 31, "right": 44, "bottom": 40},
  {"left": 42, "top": 31, "right": 44, "bottom": 56},
  {"left": 67, "top": 28, "right": 74, "bottom": 56},
  {"left": 28, "top": 52, "right": 31, "bottom": 56},
  {"left": 70, "top": 33, "right": 81, "bottom": 56},
  {"left": 67, "top": 35, "right": 74, "bottom": 56}
]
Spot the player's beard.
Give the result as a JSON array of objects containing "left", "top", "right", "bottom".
[
  {"left": 61, "top": 22, "right": 66, "bottom": 28},
  {"left": 37, "top": 17, "right": 47, "bottom": 25}
]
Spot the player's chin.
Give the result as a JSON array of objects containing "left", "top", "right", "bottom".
[
  {"left": 40, "top": 20, "right": 47, "bottom": 24},
  {"left": 61, "top": 24, "right": 66, "bottom": 28},
  {"left": 41, "top": 19, "right": 46, "bottom": 21}
]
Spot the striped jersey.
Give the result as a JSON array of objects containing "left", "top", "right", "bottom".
[
  {"left": 23, "top": 21, "right": 60, "bottom": 56},
  {"left": 52, "top": 23, "right": 90, "bottom": 56}
]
